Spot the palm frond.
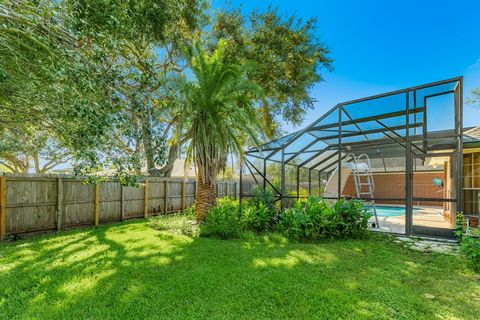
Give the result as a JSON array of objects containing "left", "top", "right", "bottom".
[{"left": 175, "top": 39, "right": 265, "bottom": 185}]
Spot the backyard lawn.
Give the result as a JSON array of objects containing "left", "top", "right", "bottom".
[{"left": 0, "top": 219, "right": 479, "bottom": 320}]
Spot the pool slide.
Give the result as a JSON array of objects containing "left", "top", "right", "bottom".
[
  {"left": 323, "top": 162, "right": 370, "bottom": 199},
  {"left": 323, "top": 165, "right": 353, "bottom": 199}
]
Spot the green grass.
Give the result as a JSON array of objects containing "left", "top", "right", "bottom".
[{"left": 0, "top": 217, "right": 479, "bottom": 320}]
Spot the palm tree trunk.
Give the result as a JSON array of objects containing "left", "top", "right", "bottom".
[
  {"left": 195, "top": 166, "right": 216, "bottom": 221},
  {"left": 261, "top": 100, "right": 275, "bottom": 139}
]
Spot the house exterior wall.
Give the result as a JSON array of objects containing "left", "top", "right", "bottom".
[
  {"left": 462, "top": 151, "right": 480, "bottom": 228},
  {"left": 342, "top": 171, "right": 444, "bottom": 206}
]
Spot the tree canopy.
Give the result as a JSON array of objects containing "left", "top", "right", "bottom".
[
  {"left": 0, "top": 1, "right": 118, "bottom": 152},
  {"left": 468, "top": 88, "right": 480, "bottom": 107},
  {"left": 0, "top": 127, "right": 70, "bottom": 173},
  {"left": 213, "top": 8, "right": 332, "bottom": 137},
  {"left": 0, "top": 0, "right": 332, "bottom": 183}
]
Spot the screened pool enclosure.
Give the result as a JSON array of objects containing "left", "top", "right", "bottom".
[{"left": 241, "top": 77, "right": 464, "bottom": 238}]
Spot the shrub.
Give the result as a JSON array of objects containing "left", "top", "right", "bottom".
[
  {"left": 331, "top": 198, "right": 371, "bottom": 238},
  {"left": 249, "top": 187, "right": 275, "bottom": 212},
  {"left": 244, "top": 187, "right": 277, "bottom": 232},
  {"left": 201, "top": 188, "right": 277, "bottom": 238},
  {"left": 455, "top": 212, "right": 480, "bottom": 273},
  {"left": 200, "top": 198, "right": 244, "bottom": 239},
  {"left": 242, "top": 202, "right": 276, "bottom": 232},
  {"left": 276, "top": 202, "right": 306, "bottom": 240},
  {"left": 460, "top": 236, "right": 480, "bottom": 272},
  {"left": 200, "top": 195, "right": 370, "bottom": 241},
  {"left": 276, "top": 196, "right": 371, "bottom": 240}
]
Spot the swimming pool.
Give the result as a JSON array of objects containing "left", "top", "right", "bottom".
[{"left": 365, "top": 205, "right": 421, "bottom": 217}]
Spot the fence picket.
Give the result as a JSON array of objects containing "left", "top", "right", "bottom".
[{"left": 0, "top": 175, "right": 254, "bottom": 239}]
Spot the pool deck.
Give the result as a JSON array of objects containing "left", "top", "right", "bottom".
[{"left": 368, "top": 206, "right": 452, "bottom": 235}]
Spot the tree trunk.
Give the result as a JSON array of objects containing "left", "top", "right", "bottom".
[
  {"left": 141, "top": 115, "right": 157, "bottom": 174},
  {"left": 195, "top": 166, "right": 216, "bottom": 221},
  {"left": 142, "top": 114, "right": 178, "bottom": 177},
  {"left": 155, "top": 142, "right": 178, "bottom": 177}
]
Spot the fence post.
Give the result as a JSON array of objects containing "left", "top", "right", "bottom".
[
  {"left": 94, "top": 184, "right": 100, "bottom": 226},
  {"left": 144, "top": 180, "right": 149, "bottom": 218},
  {"left": 56, "top": 178, "right": 63, "bottom": 231},
  {"left": 0, "top": 176, "right": 6, "bottom": 241},
  {"left": 164, "top": 180, "right": 169, "bottom": 213},
  {"left": 226, "top": 181, "right": 229, "bottom": 199},
  {"left": 182, "top": 180, "right": 186, "bottom": 211},
  {"left": 121, "top": 185, "right": 125, "bottom": 221}
]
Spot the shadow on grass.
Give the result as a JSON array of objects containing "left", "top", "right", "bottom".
[{"left": 0, "top": 220, "right": 479, "bottom": 319}]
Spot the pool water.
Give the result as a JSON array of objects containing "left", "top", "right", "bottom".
[{"left": 365, "top": 205, "right": 421, "bottom": 217}]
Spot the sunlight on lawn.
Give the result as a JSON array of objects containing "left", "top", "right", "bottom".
[
  {"left": 60, "top": 269, "right": 117, "bottom": 296},
  {"left": 253, "top": 248, "right": 337, "bottom": 268},
  {"left": 0, "top": 220, "right": 479, "bottom": 320}
]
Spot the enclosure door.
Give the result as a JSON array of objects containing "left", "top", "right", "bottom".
[{"left": 407, "top": 153, "right": 460, "bottom": 238}]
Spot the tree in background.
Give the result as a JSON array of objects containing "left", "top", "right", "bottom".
[
  {"left": 65, "top": 2, "right": 332, "bottom": 177},
  {"left": 1, "top": 1, "right": 332, "bottom": 184},
  {"left": 0, "top": 0, "right": 128, "bottom": 180},
  {"left": 176, "top": 40, "right": 264, "bottom": 219},
  {"left": 0, "top": 128, "right": 70, "bottom": 173},
  {"left": 468, "top": 88, "right": 480, "bottom": 107},
  {"left": 213, "top": 7, "right": 332, "bottom": 138},
  {"left": 0, "top": 1, "right": 119, "bottom": 154},
  {"left": 66, "top": 0, "right": 208, "bottom": 177}
]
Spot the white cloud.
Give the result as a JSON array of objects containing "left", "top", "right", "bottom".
[{"left": 467, "top": 58, "right": 480, "bottom": 70}]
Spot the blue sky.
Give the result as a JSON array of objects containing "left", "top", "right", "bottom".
[{"left": 213, "top": 0, "right": 480, "bottom": 132}]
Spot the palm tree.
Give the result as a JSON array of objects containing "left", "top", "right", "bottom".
[{"left": 176, "top": 40, "right": 263, "bottom": 220}]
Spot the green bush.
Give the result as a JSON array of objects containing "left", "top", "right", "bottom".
[
  {"left": 460, "top": 236, "right": 480, "bottom": 272},
  {"left": 243, "top": 187, "right": 277, "bottom": 232},
  {"left": 276, "top": 196, "right": 371, "bottom": 240},
  {"left": 242, "top": 202, "right": 276, "bottom": 232},
  {"left": 332, "top": 198, "right": 371, "bottom": 238},
  {"left": 201, "top": 195, "right": 371, "bottom": 241},
  {"left": 455, "top": 212, "right": 480, "bottom": 273},
  {"left": 200, "top": 198, "right": 244, "bottom": 239},
  {"left": 275, "top": 202, "right": 305, "bottom": 240},
  {"left": 249, "top": 187, "right": 275, "bottom": 212}
]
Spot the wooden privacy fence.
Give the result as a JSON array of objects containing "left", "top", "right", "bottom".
[{"left": 0, "top": 174, "right": 255, "bottom": 240}]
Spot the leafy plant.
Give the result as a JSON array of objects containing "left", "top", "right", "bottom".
[
  {"left": 455, "top": 212, "right": 480, "bottom": 272},
  {"left": 242, "top": 202, "right": 274, "bottom": 233},
  {"left": 276, "top": 202, "right": 305, "bottom": 240},
  {"left": 455, "top": 212, "right": 465, "bottom": 240},
  {"left": 276, "top": 197, "right": 370, "bottom": 240},
  {"left": 200, "top": 195, "right": 370, "bottom": 241},
  {"left": 331, "top": 198, "right": 371, "bottom": 238},
  {"left": 249, "top": 187, "right": 276, "bottom": 212},
  {"left": 200, "top": 198, "right": 245, "bottom": 239},
  {"left": 460, "top": 236, "right": 480, "bottom": 272},
  {"left": 242, "top": 187, "right": 277, "bottom": 232}
]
